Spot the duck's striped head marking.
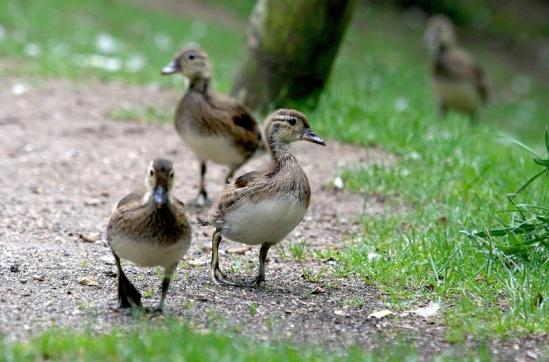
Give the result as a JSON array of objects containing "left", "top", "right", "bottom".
[{"left": 265, "top": 109, "right": 325, "bottom": 148}]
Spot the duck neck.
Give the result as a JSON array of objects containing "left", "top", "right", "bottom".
[
  {"left": 267, "top": 135, "right": 290, "bottom": 163},
  {"left": 189, "top": 76, "right": 210, "bottom": 93}
]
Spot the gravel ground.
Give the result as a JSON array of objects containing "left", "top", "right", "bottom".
[{"left": 0, "top": 79, "right": 546, "bottom": 360}]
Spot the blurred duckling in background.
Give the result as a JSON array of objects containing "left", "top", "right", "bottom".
[
  {"left": 107, "top": 159, "right": 191, "bottom": 312},
  {"left": 162, "top": 48, "right": 263, "bottom": 206},
  {"left": 424, "top": 15, "right": 489, "bottom": 122},
  {"left": 200, "top": 109, "right": 325, "bottom": 287}
]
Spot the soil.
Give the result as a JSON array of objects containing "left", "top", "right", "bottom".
[{"left": 0, "top": 79, "right": 546, "bottom": 361}]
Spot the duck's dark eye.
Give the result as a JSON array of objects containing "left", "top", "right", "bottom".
[
  {"left": 169, "top": 172, "right": 174, "bottom": 179},
  {"left": 149, "top": 170, "right": 154, "bottom": 176},
  {"left": 188, "top": 54, "right": 195, "bottom": 60},
  {"left": 288, "top": 118, "right": 296, "bottom": 126}
]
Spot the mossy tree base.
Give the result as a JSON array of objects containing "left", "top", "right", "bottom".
[{"left": 231, "top": 0, "right": 356, "bottom": 113}]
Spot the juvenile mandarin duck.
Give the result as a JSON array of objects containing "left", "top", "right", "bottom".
[
  {"left": 107, "top": 159, "right": 191, "bottom": 312},
  {"left": 424, "top": 15, "right": 489, "bottom": 121},
  {"left": 200, "top": 109, "right": 325, "bottom": 287},
  {"left": 162, "top": 47, "right": 263, "bottom": 206}
]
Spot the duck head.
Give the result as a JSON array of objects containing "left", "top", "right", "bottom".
[
  {"left": 265, "top": 109, "right": 325, "bottom": 157},
  {"left": 424, "top": 15, "right": 456, "bottom": 53},
  {"left": 145, "top": 158, "right": 175, "bottom": 208},
  {"left": 161, "top": 47, "right": 211, "bottom": 82}
]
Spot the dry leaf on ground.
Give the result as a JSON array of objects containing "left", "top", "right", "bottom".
[
  {"left": 368, "top": 309, "right": 394, "bottom": 319},
  {"left": 79, "top": 277, "right": 98, "bottom": 286}
]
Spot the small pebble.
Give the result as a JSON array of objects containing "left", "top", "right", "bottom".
[
  {"left": 99, "top": 255, "right": 115, "bottom": 265},
  {"left": 79, "top": 233, "right": 97, "bottom": 243},
  {"left": 79, "top": 277, "right": 98, "bottom": 286}
]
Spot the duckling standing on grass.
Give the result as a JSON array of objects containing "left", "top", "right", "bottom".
[
  {"left": 161, "top": 47, "right": 263, "bottom": 206},
  {"left": 107, "top": 159, "right": 191, "bottom": 312},
  {"left": 200, "top": 109, "right": 325, "bottom": 287},
  {"left": 424, "top": 15, "right": 489, "bottom": 122}
]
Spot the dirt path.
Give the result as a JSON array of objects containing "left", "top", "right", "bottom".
[{"left": 0, "top": 79, "right": 545, "bottom": 360}]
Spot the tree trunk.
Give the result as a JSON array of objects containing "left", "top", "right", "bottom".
[{"left": 231, "top": 0, "right": 356, "bottom": 113}]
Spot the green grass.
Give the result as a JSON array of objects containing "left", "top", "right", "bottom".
[
  {"left": 306, "top": 4, "right": 548, "bottom": 341},
  {"left": 0, "top": 0, "right": 244, "bottom": 89},
  {"left": 1, "top": 0, "right": 548, "bottom": 359},
  {"left": 0, "top": 321, "right": 417, "bottom": 362},
  {"left": 0, "top": 319, "right": 503, "bottom": 362}
]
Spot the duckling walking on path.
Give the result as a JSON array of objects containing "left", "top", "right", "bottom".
[
  {"left": 424, "top": 15, "right": 489, "bottom": 121},
  {"left": 200, "top": 109, "right": 325, "bottom": 287},
  {"left": 162, "top": 48, "right": 263, "bottom": 206},
  {"left": 107, "top": 159, "right": 191, "bottom": 311}
]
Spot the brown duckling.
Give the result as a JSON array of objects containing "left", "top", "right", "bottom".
[
  {"left": 424, "top": 15, "right": 489, "bottom": 121},
  {"left": 107, "top": 159, "right": 191, "bottom": 312},
  {"left": 200, "top": 109, "right": 325, "bottom": 287},
  {"left": 161, "top": 47, "right": 263, "bottom": 206}
]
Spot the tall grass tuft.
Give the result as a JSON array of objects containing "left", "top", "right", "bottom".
[{"left": 469, "top": 131, "right": 549, "bottom": 261}]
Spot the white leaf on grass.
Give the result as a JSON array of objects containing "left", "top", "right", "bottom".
[
  {"left": 96, "top": 33, "right": 117, "bottom": 54},
  {"left": 401, "top": 301, "right": 441, "bottom": 318},
  {"left": 333, "top": 176, "right": 344, "bottom": 189},
  {"left": 367, "top": 309, "right": 394, "bottom": 319},
  {"left": 24, "top": 43, "right": 41, "bottom": 57},
  {"left": 407, "top": 151, "right": 421, "bottom": 160},
  {"left": 75, "top": 55, "right": 121, "bottom": 72},
  {"left": 412, "top": 301, "right": 440, "bottom": 318},
  {"left": 126, "top": 54, "right": 146, "bottom": 73}
]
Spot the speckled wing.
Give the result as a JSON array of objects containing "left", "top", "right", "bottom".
[
  {"left": 115, "top": 192, "right": 142, "bottom": 209},
  {"left": 170, "top": 197, "right": 188, "bottom": 223},
  {"left": 107, "top": 192, "right": 143, "bottom": 242},
  {"left": 169, "top": 197, "right": 192, "bottom": 241},
  {"left": 233, "top": 171, "right": 261, "bottom": 188},
  {"left": 207, "top": 93, "right": 263, "bottom": 154},
  {"left": 208, "top": 171, "right": 264, "bottom": 227}
]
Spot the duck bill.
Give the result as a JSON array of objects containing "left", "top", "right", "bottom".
[
  {"left": 161, "top": 60, "right": 181, "bottom": 75},
  {"left": 153, "top": 185, "right": 168, "bottom": 207},
  {"left": 302, "top": 129, "right": 326, "bottom": 146}
]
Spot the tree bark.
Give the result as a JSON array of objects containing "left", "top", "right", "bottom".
[{"left": 231, "top": 0, "right": 356, "bottom": 113}]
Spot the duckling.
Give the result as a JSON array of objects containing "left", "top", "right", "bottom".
[
  {"left": 161, "top": 47, "right": 263, "bottom": 206},
  {"left": 107, "top": 159, "right": 191, "bottom": 312},
  {"left": 424, "top": 15, "right": 489, "bottom": 121},
  {"left": 200, "top": 109, "right": 325, "bottom": 287}
]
